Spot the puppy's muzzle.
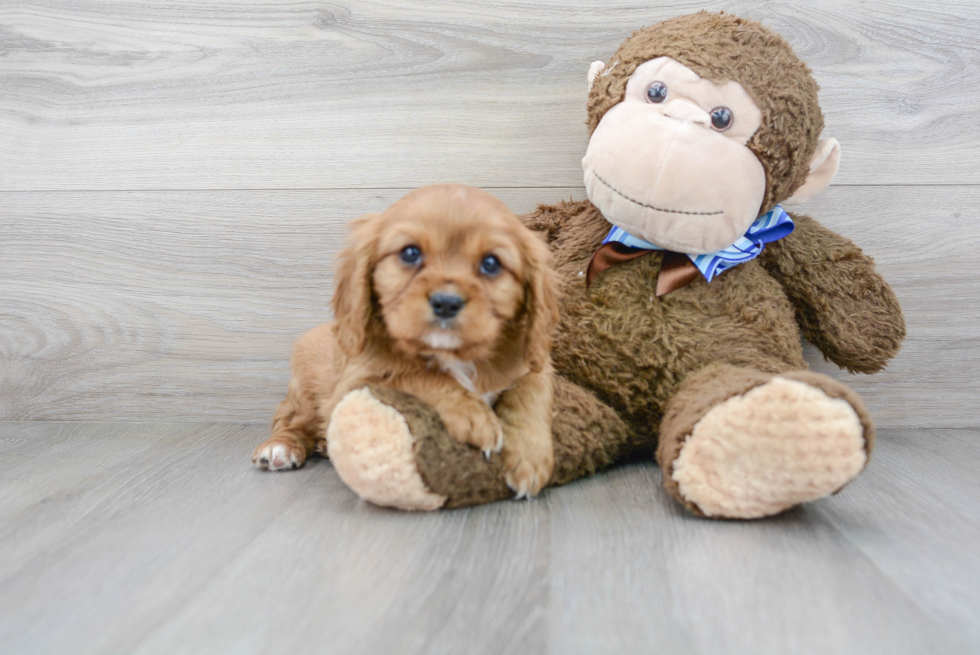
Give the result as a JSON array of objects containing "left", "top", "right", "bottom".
[{"left": 429, "top": 292, "right": 465, "bottom": 320}]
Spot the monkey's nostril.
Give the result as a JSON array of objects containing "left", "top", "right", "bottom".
[{"left": 429, "top": 293, "right": 465, "bottom": 319}]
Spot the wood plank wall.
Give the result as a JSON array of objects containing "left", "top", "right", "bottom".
[{"left": 2, "top": 1, "right": 978, "bottom": 426}]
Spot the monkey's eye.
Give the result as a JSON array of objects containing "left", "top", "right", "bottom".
[
  {"left": 479, "top": 254, "right": 501, "bottom": 276},
  {"left": 400, "top": 245, "right": 422, "bottom": 265},
  {"left": 710, "top": 107, "right": 733, "bottom": 131},
  {"left": 646, "top": 81, "right": 668, "bottom": 103}
]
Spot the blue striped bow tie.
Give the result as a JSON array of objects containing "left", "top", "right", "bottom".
[{"left": 602, "top": 206, "right": 794, "bottom": 283}]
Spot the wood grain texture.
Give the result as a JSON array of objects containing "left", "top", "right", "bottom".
[
  {"left": 0, "top": 422, "right": 976, "bottom": 654},
  {"left": 3, "top": 186, "right": 978, "bottom": 426},
  {"left": 812, "top": 429, "right": 980, "bottom": 649},
  {"left": 546, "top": 464, "right": 968, "bottom": 655},
  {"left": 0, "top": 187, "right": 575, "bottom": 421},
  {"left": 1, "top": 0, "right": 978, "bottom": 190}
]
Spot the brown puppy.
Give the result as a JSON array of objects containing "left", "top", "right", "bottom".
[{"left": 252, "top": 184, "right": 559, "bottom": 497}]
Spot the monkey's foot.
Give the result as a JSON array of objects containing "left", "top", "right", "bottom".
[
  {"left": 327, "top": 387, "right": 447, "bottom": 511},
  {"left": 327, "top": 386, "right": 514, "bottom": 510},
  {"left": 663, "top": 369, "right": 871, "bottom": 519}
]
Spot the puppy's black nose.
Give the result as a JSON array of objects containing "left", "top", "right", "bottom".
[{"left": 430, "top": 293, "right": 465, "bottom": 319}]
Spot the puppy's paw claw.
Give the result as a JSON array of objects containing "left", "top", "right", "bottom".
[
  {"left": 504, "top": 459, "right": 549, "bottom": 499},
  {"left": 445, "top": 405, "right": 504, "bottom": 454},
  {"left": 510, "top": 485, "right": 533, "bottom": 501},
  {"left": 507, "top": 477, "right": 536, "bottom": 501},
  {"left": 252, "top": 439, "right": 306, "bottom": 471}
]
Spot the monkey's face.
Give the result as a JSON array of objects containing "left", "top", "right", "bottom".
[{"left": 582, "top": 57, "right": 767, "bottom": 254}]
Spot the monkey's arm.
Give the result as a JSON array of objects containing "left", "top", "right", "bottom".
[
  {"left": 758, "top": 213, "right": 905, "bottom": 374},
  {"left": 522, "top": 199, "right": 614, "bottom": 257},
  {"left": 521, "top": 199, "right": 602, "bottom": 244},
  {"left": 520, "top": 203, "right": 566, "bottom": 242}
]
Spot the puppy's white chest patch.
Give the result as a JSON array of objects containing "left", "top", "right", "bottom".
[
  {"left": 439, "top": 358, "right": 477, "bottom": 394},
  {"left": 436, "top": 358, "right": 506, "bottom": 407},
  {"left": 481, "top": 390, "right": 503, "bottom": 407}
]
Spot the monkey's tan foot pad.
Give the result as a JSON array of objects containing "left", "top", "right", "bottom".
[
  {"left": 327, "top": 386, "right": 513, "bottom": 510},
  {"left": 671, "top": 377, "right": 867, "bottom": 519},
  {"left": 327, "top": 387, "right": 448, "bottom": 511}
]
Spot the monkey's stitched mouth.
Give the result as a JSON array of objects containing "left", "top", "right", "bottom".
[{"left": 591, "top": 171, "right": 723, "bottom": 216}]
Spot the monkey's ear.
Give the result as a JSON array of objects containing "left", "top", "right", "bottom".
[
  {"left": 782, "top": 138, "right": 841, "bottom": 206},
  {"left": 587, "top": 61, "right": 605, "bottom": 91}
]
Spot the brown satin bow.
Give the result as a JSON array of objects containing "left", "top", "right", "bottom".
[{"left": 586, "top": 242, "right": 701, "bottom": 297}]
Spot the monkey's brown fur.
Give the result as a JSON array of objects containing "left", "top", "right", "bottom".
[
  {"left": 324, "top": 12, "right": 906, "bottom": 516},
  {"left": 397, "top": 200, "right": 903, "bottom": 512}
]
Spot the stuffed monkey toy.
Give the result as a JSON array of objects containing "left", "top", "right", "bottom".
[{"left": 316, "top": 11, "right": 906, "bottom": 518}]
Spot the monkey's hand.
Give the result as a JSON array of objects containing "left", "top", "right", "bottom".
[{"left": 759, "top": 212, "right": 905, "bottom": 373}]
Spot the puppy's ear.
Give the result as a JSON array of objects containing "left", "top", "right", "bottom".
[
  {"left": 332, "top": 213, "right": 381, "bottom": 357},
  {"left": 522, "top": 231, "right": 560, "bottom": 373}
]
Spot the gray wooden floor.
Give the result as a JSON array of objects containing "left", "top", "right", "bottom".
[
  {"left": 3, "top": 1, "right": 980, "bottom": 653},
  {"left": 0, "top": 423, "right": 977, "bottom": 654}
]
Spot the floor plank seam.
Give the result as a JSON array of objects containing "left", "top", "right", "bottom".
[{"left": 2, "top": 183, "right": 978, "bottom": 193}]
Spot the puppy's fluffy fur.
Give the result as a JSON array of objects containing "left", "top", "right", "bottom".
[{"left": 253, "top": 184, "right": 559, "bottom": 497}]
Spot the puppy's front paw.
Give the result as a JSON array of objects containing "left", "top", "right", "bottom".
[
  {"left": 503, "top": 435, "right": 554, "bottom": 499},
  {"left": 252, "top": 437, "right": 306, "bottom": 471},
  {"left": 441, "top": 403, "right": 504, "bottom": 457}
]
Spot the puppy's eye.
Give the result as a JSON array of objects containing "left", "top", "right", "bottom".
[
  {"left": 400, "top": 245, "right": 422, "bottom": 265},
  {"left": 479, "top": 254, "right": 501, "bottom": 276}
]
